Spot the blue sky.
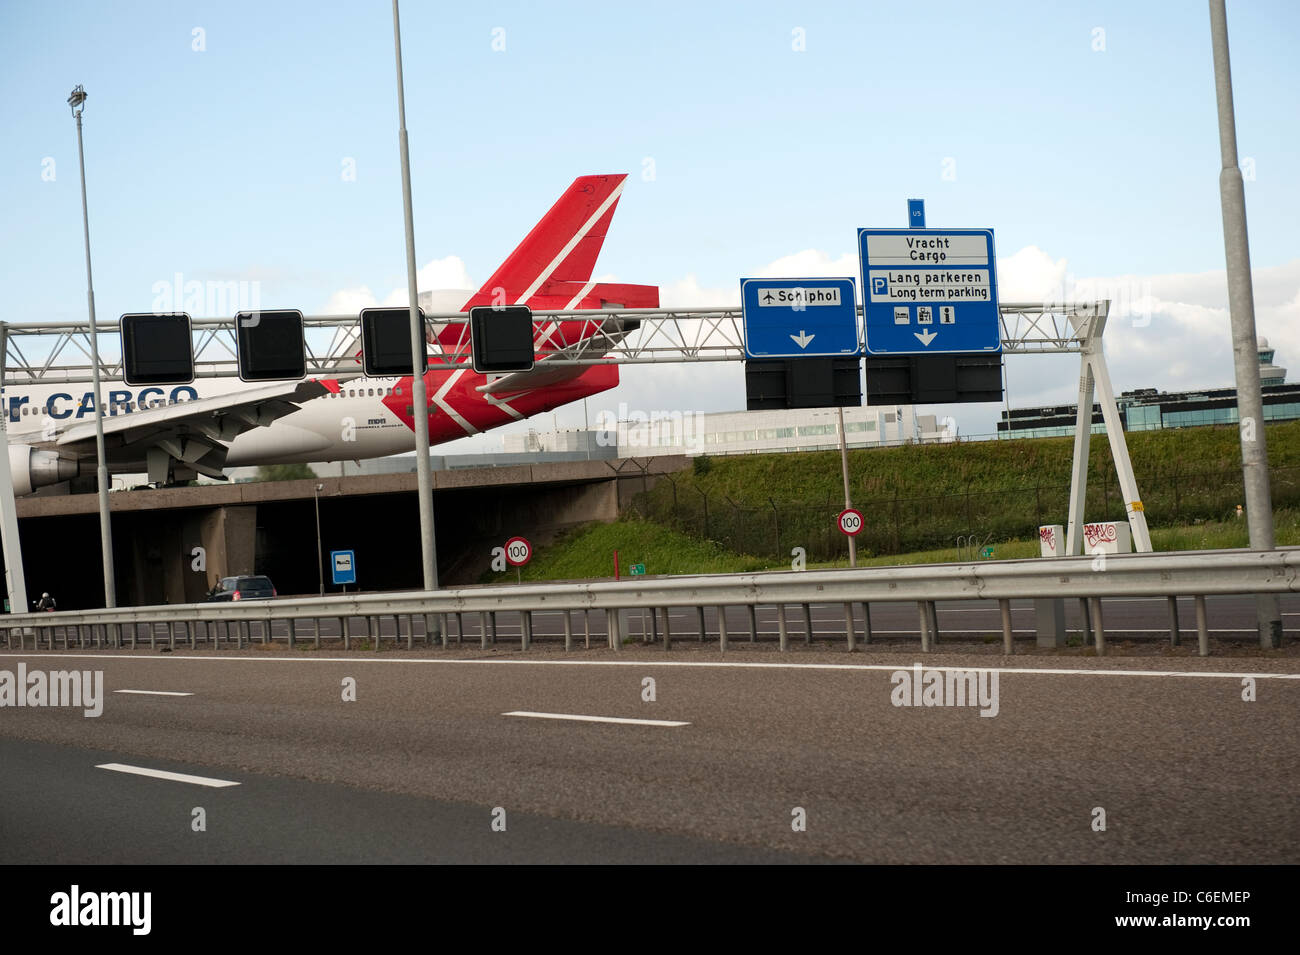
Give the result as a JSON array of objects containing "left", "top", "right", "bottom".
[{"left": 2, "top": 0, "right": 1298, "bottom": 440}]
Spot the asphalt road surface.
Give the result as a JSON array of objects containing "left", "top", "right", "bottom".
[{"left": 1, "top": 647, "right": 1296, "bottom": 863}]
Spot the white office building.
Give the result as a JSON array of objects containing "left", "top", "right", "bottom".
[
  {"left": 592, "top": 404, "right": 955, "bottom": 457},
  {"left": 502, "top": 429, "right": 612, "bottom": 455}
]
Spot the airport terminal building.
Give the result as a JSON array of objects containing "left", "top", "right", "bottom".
[{"left": 997, "top": 339, "right": 1300, "bottom": 438}]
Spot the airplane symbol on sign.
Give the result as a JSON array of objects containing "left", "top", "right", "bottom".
[{"left": 762, "top": 291, "right": 774, "bottom": 303}]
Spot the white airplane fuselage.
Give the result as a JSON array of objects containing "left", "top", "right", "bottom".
[{"left": 2, "top": 361, "right": 616, "bottom": 474}]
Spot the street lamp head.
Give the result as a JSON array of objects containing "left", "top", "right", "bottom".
[
  {"left": 315, "top": 483, "right": 324, "bottom": 492},
  {"left": 67, "top": 84, "right": 87, "bottom": 115}
]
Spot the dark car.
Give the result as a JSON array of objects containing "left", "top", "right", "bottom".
[{"left": 205, "top": 575, "right": 277, "bottom": 602}]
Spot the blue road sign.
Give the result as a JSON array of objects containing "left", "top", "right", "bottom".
[
  {"left": 331, "top": 550, "right": 356, "bottom": 586},
  {"left": 740, "top": 277, "right": 860, "bottom": 359},
  {"left": 858, "top": 228, "right": 1001, "bottom": 356},
  {"left": 907, "top": 199, "right": 926, "bottom": 229}
]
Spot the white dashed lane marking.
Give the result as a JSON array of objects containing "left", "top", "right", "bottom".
[
  {"left": 95, "top": 763, "right": 240, "bottom": 788},
  {"left": 503, "top": 711, "right": 689, "bottom": 727}
]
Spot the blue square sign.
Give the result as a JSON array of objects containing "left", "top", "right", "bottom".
[
  {"left": 331, "top": 550, "right": 356, "bottom": 586},
  {"left": 740, "top": 277, "right": 860, "bottom": 359},
  {"left": 858, "top": 228, "right": 1001, "bottom": 355}
]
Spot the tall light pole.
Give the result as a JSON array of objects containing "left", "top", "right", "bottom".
[
  {"left": 583, "top": 398, "right": 592, "bottom": 459},
  {"left": 837, "top": 406, "right": 856, "bottom": 567},
  {"left": 391, "top": 0, "right": 438, "bottom": 591},
  {"left": 69, "top": 85, "right": 116, "bottom": 608},
  {"left": 313, "top": 483, "right": 324, "bottom": 595},
  {"left": 1209, "top": 0, "right": 1281, "bottom": 649}
]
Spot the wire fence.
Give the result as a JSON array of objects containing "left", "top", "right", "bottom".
[{"left": 629, "top": 464, "right": 1300, "bottom": 560}]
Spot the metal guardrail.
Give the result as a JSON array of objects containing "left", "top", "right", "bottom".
[{"left": 3, "top": 549, "right": 1295, "bottom": 657}]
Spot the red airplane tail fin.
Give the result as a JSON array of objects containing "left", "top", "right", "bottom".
[
  {"left": 437, "top": 174, "right": 658, "bottom": 357},
  {"left": 462, "top": 174, "right": 629, "bottom": 310}
]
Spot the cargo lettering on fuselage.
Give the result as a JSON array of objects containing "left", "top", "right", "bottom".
[{"left": 1, "top": 386, "right": 202, "bottom": 423}]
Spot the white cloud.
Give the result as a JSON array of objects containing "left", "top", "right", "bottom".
[
  {"left": 659, "top": 251, "right": 860, "bottom": 309},
  {"left": 1064, "top": 260, "right": 1293, "bottom": 379},
  {"left": 417, "top": 255, "right": 473, "bottom": 291},
  {"left": 984, "top": 257, "right": 1300, "bottom": 436},
  {"left": 752, "top": 249, "right": 859, "bottom": 280},
  {"left": 323, "top": 286, "right": 377, "bottom": 315},
  {"left": 995, "top": 245, "right": 1069, "bottom": 302},
  {"left": 323, "top": 255, "right": 475, "bottom": 311},
  {"left": 659, "top": 273, "right": 737, "bottom": 308}
]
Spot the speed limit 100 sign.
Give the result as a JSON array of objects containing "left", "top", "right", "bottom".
[
  {"left": 837, "top": 509, "right": 864, "bottom": 537},
  {"left": 504, "top": 536, "right": 532, "bottom": 566}
]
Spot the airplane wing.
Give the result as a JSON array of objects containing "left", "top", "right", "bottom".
[{"left": 54, "top": 380, "right": 330, "bottom": 481}]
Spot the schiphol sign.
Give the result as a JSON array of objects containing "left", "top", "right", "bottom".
[
  {"left": 740, "top": 277, "right": 860, "bottom": 359},
  {"left": 1, "top": 385, "right": 200, "bottom": 423},
  {"left": 859, "top": 228, "right": 1002, "bottom": 355}
]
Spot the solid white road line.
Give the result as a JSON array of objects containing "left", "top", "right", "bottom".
[
  {"left": 5, "top": 653, "right": 1298, "bottom": 680},
  {"left": 112, "top": 689, "right": 193, "bottom": 696},
  {"left": 503, "top": 711, "right": 689, "bottom": 727},
  {"left": 95, "top": 763, "right": 240, "bottom": 788},
  {"left": 573, "top": 628, "right": 1297, "bottom": 638}
]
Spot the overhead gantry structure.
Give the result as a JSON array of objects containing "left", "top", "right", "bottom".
[
  {"left": 0, "top": 300, "right": 1149, "bottom": 553},
  {"left": 0, "top": 302, "right": 1100, "bottom": 383}
]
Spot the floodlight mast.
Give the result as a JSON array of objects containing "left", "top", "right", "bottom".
[
  {"left": 1209, "top": 0, "right": 1280, "bottom": 649},
  {"left": 391, "top": 0, "right": 438, "bottom": 591},
  {"left": 69, "top": 84, "right": 116, "bottom": 608}
]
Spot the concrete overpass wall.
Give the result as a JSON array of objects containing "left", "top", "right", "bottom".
[{"left": 3, "top": 457, "right": 687, "bottom": 608}]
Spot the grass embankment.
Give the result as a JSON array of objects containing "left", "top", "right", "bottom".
[
  {"left": 507, "top": 508, "right": 1300, "bottom": 582},
  {"left": 501, "top": 421, "right": 1300, "bottom": 581},
  {"left": 515, "top": 519, "right": 770, "bottom": 581},
  {"left": 657, "top": 421, "right": 1300, "bottom": 505},
  {"left": 634, "top": 421, "right": 1300, "bottom": 558}
]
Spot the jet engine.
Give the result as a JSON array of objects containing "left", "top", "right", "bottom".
[{"left": 8, "top": 445, "right": 79, "bottom": 496}]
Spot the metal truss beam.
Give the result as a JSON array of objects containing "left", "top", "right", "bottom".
[{"left": 0, "top": 302, "right": 1105, "bottom": 386}]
